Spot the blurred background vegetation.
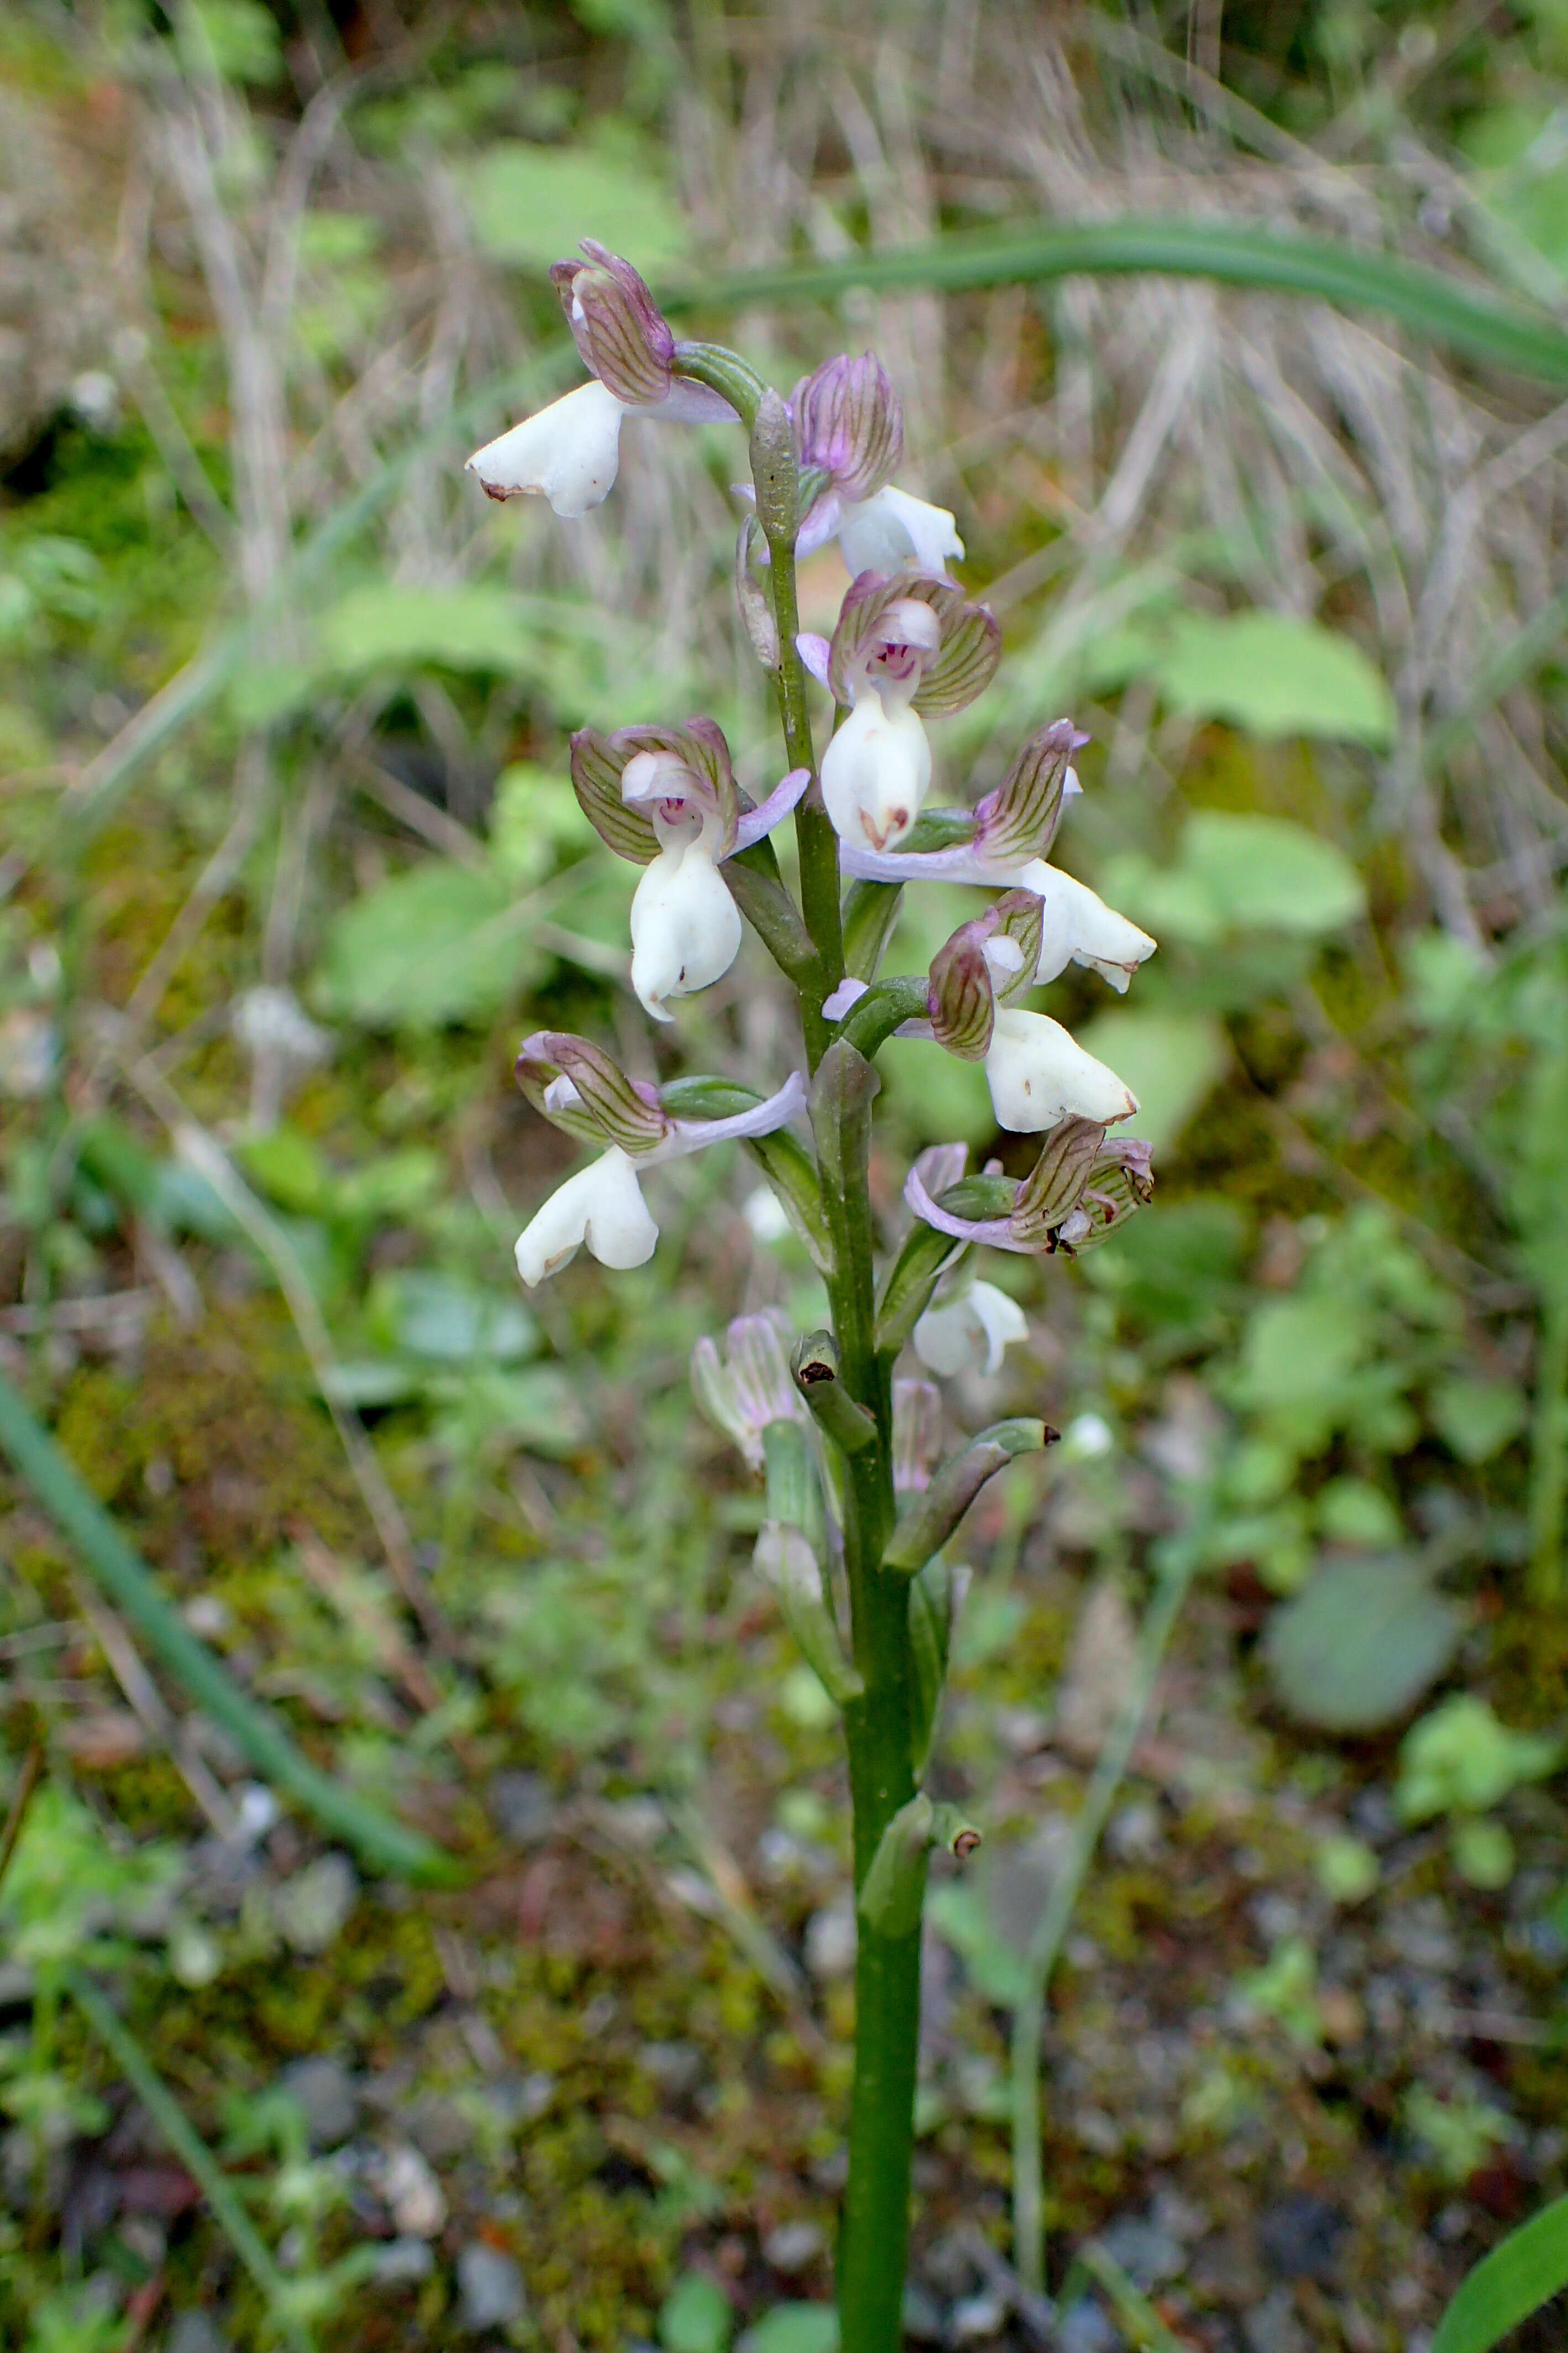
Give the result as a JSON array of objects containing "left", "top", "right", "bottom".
[{"left": 2, "top": 0, "right": 1568, "bottom": 2347}]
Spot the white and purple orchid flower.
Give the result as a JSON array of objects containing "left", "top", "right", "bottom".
[
  {"left": 466, "top": 244, "right": 736, "bottom": 518},
  {"left": 904, "top": 1126, "right": 1155, "bottom": 1262},
  {"left": 569, "top": 719, "right": 807, "bottom": 1021},
  {"left": 834, "top": 718, "right": 1156, "bottom": 992},
  {"left": 788, "top": 354, "right": 965, "bottom": 578},
  {"left": 808, "top": 572, "right": 1001, "bottom": 854},
  {"left": 513, "top": 1033, "right": 807, "bottom": 1284}
]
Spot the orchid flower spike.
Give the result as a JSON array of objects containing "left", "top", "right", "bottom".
[
  {"left": 817, "top": 572, "right": 1000, "bottom": 854},
  {"left": 512, "top": 1032, "right": 808, "bottom": 1285},
  {"left": 914, "top": 1279, "right": 1030, "bottom": 1379},
  {"left": 465, "top": 243, "right": 734, "bottom": 518},
  {"left": 690, "top": 1310, "right": 806, "bottom": 1472},
  {"left": 905, "top": 1119, "right": 1155, "bottom": 1260},
  {"left": 567, "top": 720, "right": 808, "bottom": 1021}
]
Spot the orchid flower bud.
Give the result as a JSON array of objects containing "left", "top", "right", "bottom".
[
  {"left": 913, "top": 1280, "right": 1030, "bottom": 1378},
  {"left": 691, "top": 1309, "right": 804, "bottom": 1471},
  {"left": 892, "top": 1377, "right": 943, "bottom": 1494},
  {"left": 549, "top": 242, "right": 676, "bottom": 406},
  {"left": 515, "top": 1029, "right": 672, "bottom": 1155},
  {"left": 1008, "top": 1116, "right": 1107, "bottom": 1245},
  {"left": 984, "top": 1008, "right": 1139, "bottom": 1133},
  {"left": 791, "top": 354, "right": 904, "bottom": 503},
  {"left": 515, "top": 1147, "right": 659, "bottom": 1285},
  {"left": 820, "top": 689, "right": 933, "bottom": 854}
]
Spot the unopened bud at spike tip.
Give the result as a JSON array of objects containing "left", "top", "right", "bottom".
[{"left": 790, "top": 353, "right": 904, "bottom": 504}]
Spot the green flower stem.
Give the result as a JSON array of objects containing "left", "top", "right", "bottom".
[
  {"left": 836, "top": 976, "right": 931, "bottom": 1060},
  {"left": 0, "top": 1368, "right": 458, "bottom": 1885}
]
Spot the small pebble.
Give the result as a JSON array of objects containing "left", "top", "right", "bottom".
[
  {"left": 457, "top": 2242, "right": 527, "bottom": 2331},
  {"left": 1244, "top": 2286, "right": 1308, "bottom": 2353},
  {"left": 489, "top": 1771, "right": 557, "bottom": 1843},
  {"left": 900, "top": 2281, "right": 943, "bottom": 2341},
  {"left": 763, "top": 2220, "right": 825, "bottom": 2274},
  {"left": 277, "top": 2057, "right": 359, "bottom": 2150},
  {"left": 379, "top": 2144, "right": 447, "bottom": 2239},
  {"left": 1057, "top": 2298, "right": 1119, "bottom": 2353},
  {"left": 272, "top": 1854, "right": 358, "bottom": 1955},
  {"left": 166, "top": 2318, "right": 230, "bottom": 2353},
  {"left": 949, "top": 2289, "right": 1007, "bottom": 2341},
  {"left": 804, "top": 1902, "right": 857, "bottom": 1981},
  {"left": 1096, "top": 2214, "right": 1184, "bottom": 2291},
  {"left": 1258, "top": 2193, "right": 1348, "bottom": 2284},
  {"left": 373, "top": 2238, "right": 436, "bottom": 2285}
]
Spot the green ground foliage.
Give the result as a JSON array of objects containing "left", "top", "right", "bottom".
[{"left": 2, "top": 2, "right": 1568, "bottom": 2348}]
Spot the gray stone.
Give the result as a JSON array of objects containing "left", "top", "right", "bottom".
[
  {"left": 1258, "top": 2194, "right": 1347, "bottom": 2284},
  {"left": 489, "top": 1772, "right": 557, "bottom": 1844},
  {"left": 900, "top": 2282, "right": 943, "bottom": 2341},
  {"left": 1057, "top": 2299, "right": 1119, "bottom": 2353},
  {"left": 278, "top": 2058, "right": 359, "bottom": 2150},
  {"left": 639, "top": 2042, "right": 703, "bottom": 2098},
  {"left": 457, "top": 2242, "right": 527, "bottom": 2331},
  {"left": 272, "top": 1854, "right": 358, "bottom": 1955},
  {"left": 373, "top": 2239, "right": 436, "bottom": 2284},
  {"left": 763, "top": 2219, "right": 825, "bottom": 2273},
  {"left": 1097, "top": 2215, "right": 1184, "bottom": 2292},
  {"left": 950, "top": 2290, "right": 1007, "bottom": 2341},
  {"left": 166, "top": 2318, "right": 230, "bottom": 2353},
  {"left": 1243, "top": 2287, "right": 1308, "bottom": 2353}
]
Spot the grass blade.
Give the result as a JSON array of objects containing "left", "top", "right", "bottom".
[
  {"left": 1431, "top": 2193, "right": 1568, "bottom": 2353},
  {"left": 64, "top": 1966, "right": 314, "bottom": 2353},
  {"left": 691, "top": 217, "right": 1568, "bottom": 388},
  {"left": 0, "top": 1371, "right": 459, "bottom": 1885}
]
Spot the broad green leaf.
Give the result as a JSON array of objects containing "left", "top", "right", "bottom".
[
  {"left": 659, "top": 2271, "right": 733, "bottom": 2353},
  {"left": 1230, "top": 1293, "right": 1371, "bottom": 1419},
  {"left": 317, "top": 583, "right": 534, "bottom": 677},
  {"left": 313, "top": 862, "right": 538, "bottom": 1029},
  {"left": 736, "top": 2308, "right": 838, "bottom": 2353},
  {"left": 1263, "top": 1555, "right": 1464, "bottom": 1733},
  {"left": 368, "top": 1270, "right": 537, "bottom": 1364},
  {"left": 1151, "top": 613, "right": 1394, "bottom": 746},
  {"left": 1429, "top": 1376, "right": 1528, "bottom": 1465},
  {"left": 1180, "top": 812, "right": 1367, "bottom": 932},
  {"left": 1396, "top": 1695, "right": 1560, "bottom": 1822},
  {"left": 1069, "top": 1007, "right": 1229, "bottom": 1155},
  {"left": 460, "top": 132, "right": 688, "bottom": 272}
]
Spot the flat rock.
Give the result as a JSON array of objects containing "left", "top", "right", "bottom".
[
  {"left": 277, "top": 2058, "right": 359, "bottom": 2150},
  {"left": 457, "top": 2241, "right": 527, "bottom": 2331}
]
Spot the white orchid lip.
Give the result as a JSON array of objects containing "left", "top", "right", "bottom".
[
  {"left": 515, "top": 1071, "right": 808, "bottom": 1285},
  {"left": 515, "top": 1146, "right": 659, "bottom": 1284},
  {"left": 466, "top": 380, "right": 627, "bottom": 519},
  {"left": 914, "top": 1278, "right": 1030, "bottom": 1378},
  {"left": 835, "top": 485, "right": 964, "bottom": 578},
  {"left": 467, "top": 378, "right": 737, "bottom": 521},
  {"left": 629, "top": 834, "right": 744, "bottom": 1021},
  {"left": 820, "top": 690, "right": 932, "bottom": 853},
  {"left": 984, "top": 1008, "right": 1139, "bottom": 1133}
]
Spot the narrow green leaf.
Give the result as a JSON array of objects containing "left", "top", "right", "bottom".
[
  {"left": 0, "top": 1373, "right": 457, "bottom": 1885},
  {"left": 689, "top": 217, "right": 1568, "bottom": 386},
  {"left": 1431, "top": 2194, "right": 1568, "bottom": 2353}
]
